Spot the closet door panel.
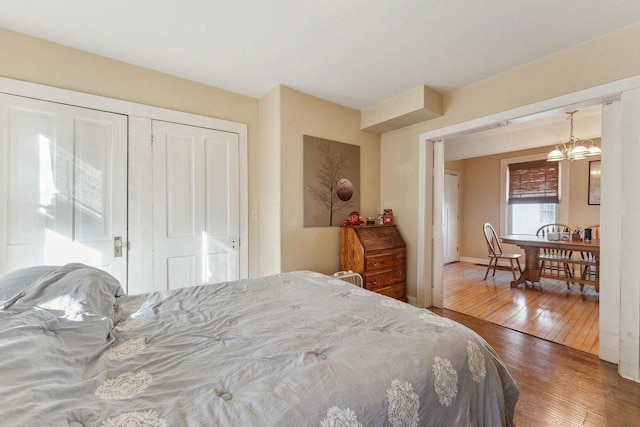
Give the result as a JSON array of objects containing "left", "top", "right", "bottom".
[
  {"left": 7, "top": 108, "right": 56, "bottom": 246},
  {"left": 152, "top": 120, "right": 239, "bottom": 290},
  {"left": 166, "top": 134, "right": 196, "bottom": 238},
  {"left": 0, "top": 94, "right": 127, "bottom": 285},
  {"left": 74, "top": 118, "right": 114, "bottom": 242},
  {"left": 204, "top": 134, "right": 239, "bottom": 284}
]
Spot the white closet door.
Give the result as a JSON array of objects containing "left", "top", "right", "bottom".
[
  {"left": 152, "top": 120, "right": 239, "bottom": 290},
  {"left": 0, "top": 94, "right": 128, "bottom": 285}
]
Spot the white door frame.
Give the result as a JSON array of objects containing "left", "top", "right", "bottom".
[
  {"left": 0, "top": 77, "right": 249, "bottom": 293},
  {"left": 443, "top": 169, "right": 460, "bottom": 264},
  {"left": 418, "top": 74, "right": 640, "bottom": 382}
]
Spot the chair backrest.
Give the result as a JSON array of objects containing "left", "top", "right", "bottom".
[
  {"left": 483, "top": 223, "right": 503, "bottom": 257},
  {"left": 536, "top": 223, "right": 572, "bottom": 257},
  {"left": 581, "top": 224, "right": 600, "bottom": 240},
  {"left": 536, "top": 223, "right": 570, "bottom": 237}
]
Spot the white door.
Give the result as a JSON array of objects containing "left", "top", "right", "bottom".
[
  {"left": 0, "top": 94, "right": 128, "bottom": 285},
  {"left": 152, "top": 120, "right": 239, "bottom": 290},
  {"left": 443, "top": 172, "right": 459, "bottom": 264}
]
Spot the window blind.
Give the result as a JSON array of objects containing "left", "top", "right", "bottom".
[{"left": 508, "top": 160, "right": 559, "bottom": 204}]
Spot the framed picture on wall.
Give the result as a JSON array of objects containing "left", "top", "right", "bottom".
[
  {"left": 303, "top": 135, "right": 360, "bottom": 227},
  {"left": 588, "top": 160, "right": 601, "bottom": 205}
]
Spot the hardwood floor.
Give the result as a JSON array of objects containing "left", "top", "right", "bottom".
[
  {"left": 444, "top": 261, "right": 599, "bottom": 354},
  {"left": 430, "top": 308, "right": 640, "bottom": 427}
]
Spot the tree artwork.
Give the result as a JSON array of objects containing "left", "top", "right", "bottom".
[
  {"left": 303, "top": 136, "right": 360, "bottom": 227},
  {"left": 307, "top": 143, "right": 351, "bottom": 225}
]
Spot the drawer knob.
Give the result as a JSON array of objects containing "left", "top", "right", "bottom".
[
  {"left": 371, "top": 278, "right": 377, "bottom": 284},
  {"left": 396, "top": 255, "right": 403, "bottom": 261},
  {"left": 396, "top": 271, "right": 402, "bottom": 278},
  {"left": 372, "top": 261, "right": 377, "bottom": 266}
]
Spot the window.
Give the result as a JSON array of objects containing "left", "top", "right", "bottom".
[
  {"left": 508, "top": 160, "right": 559, "bottom": 204},
  {"left": 507, "top": 160, "right": 559, "bottom": 234},
  {"left": 510, "top": 203, "right": 557, "bottom": 234},
  {"left": 539, "top": 203, "right": 556, "bottom": 223}
]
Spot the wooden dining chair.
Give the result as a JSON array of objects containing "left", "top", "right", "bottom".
[
  {"left": 483, "top": 223, "right": 522, "bottom": 281},
  {"left": 536, "top": 223, "right": 574, "bottom": 288},
  {"left": 579, "top": 224, "right": 600, "bottom": 290}
]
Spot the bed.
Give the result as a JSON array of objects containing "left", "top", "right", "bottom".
[{"left": 0, "top": 263, "right": 518, "bottom": 426}]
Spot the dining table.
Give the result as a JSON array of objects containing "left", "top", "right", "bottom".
[{"left": 500, "top": 235, "right": 600, "bottom": 292}]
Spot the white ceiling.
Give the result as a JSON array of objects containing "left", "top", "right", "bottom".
[{"left": 2, "top": 1, "right": 640, "bottom": 110}]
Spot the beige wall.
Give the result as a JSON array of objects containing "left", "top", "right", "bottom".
[
  {"left": 458, "top": 151, "right": 505, "bottom": 259},
  {"left": 0, "top": 28, "right": 262, "bottom": 277},
  {"left": 258, "top": 86, "right": 282, "bottom": 275},
  {"left": 380, "top": 125, "right": 422, "bottom": 298},
  {"left": 381, "top": 22, "right": 640, "bottom": 302},
  {"left": 444, "top": 160, "right": 464, "bottom": 173},
  {"left": 457, "top": 146, "right": 601, "bottom": 261},
  {"left": 279, "top": 86, "right": 380, "bottom": 274}
]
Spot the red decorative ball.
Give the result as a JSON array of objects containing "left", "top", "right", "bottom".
[{"left": 336, "top": 178, "right": 353, "bottom": 201}]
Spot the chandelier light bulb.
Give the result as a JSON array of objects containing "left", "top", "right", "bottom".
[
  {"left": 587, "top": 144, "right": 602, "bottom": 156},
  {"left": 569, "top": 144, "right": 588, "bottom": 160},
  {"left": 547, "top": 147, "right": 565, "bottom": 161},
  {"left": 547, "top": 110, "right": 600, "bottom": 161}
]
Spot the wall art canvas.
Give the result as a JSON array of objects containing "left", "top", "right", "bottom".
[{"left": 303, "top": 135, "right": 360, "bottom": 227}]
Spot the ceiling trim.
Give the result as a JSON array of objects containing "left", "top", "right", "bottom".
[
  {"left": 0, "top": 77, "right": 247, "bottom": 135},
  {"left": 418, "top": 74, "right": 640, "bottom": 143}
]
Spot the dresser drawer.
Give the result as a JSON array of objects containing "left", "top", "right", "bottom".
[
  {"left": 376, "top": 283, "right": 407, "bottom": 301},
  {"left": 365, "top": 250, "right": 406, "bottom": 271},
  {"left": 365, "top": 268, "right": 405, "bottom": 291},
  {"left": 340, "top": 225, "right": 407, "bottom": 301}
]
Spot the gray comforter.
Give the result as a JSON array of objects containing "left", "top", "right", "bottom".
[{"left": 0, "top": 264, "right": 518, "bottom": 426}]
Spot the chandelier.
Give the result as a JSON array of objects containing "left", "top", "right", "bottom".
[{"left": 547, "top": 110, "right": 601, "bottom": 161}]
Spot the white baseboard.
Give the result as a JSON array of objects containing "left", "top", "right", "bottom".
[
  {"left": 406, "top": 295, "right": 418, "bottom": 307},
  {"left": 459, "top": 256, "right": 488, "bottom": 265}
]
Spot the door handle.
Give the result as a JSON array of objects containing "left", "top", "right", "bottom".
[{"left": 114, "top": 236, "right": 123, "bottom": 257}]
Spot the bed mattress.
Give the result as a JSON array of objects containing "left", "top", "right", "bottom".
[{"left": 0, "top": 264, "right": 518, "bottom": 426}]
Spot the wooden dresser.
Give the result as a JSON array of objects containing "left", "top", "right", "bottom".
[{"left": 339, "top": 225, "right": 407, "bottom": 301}]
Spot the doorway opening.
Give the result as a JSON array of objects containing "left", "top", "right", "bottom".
[{"left": 439, "top": 104, "right": 602, "bottom": 354}]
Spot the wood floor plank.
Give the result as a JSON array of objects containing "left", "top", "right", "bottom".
[
  {"left": 429, "top": 308, "right": 640, "bottom": 427},
  {"left": 444, "top": 261, "right": 599, "bottom": 354},
  {"left": 572, "top": 305, "right": 598, "bottom": 350}
]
